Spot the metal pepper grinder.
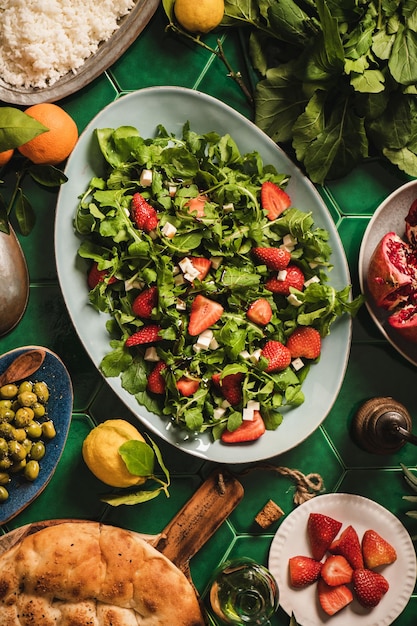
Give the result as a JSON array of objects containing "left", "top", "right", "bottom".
[{"left": 352, "top": 397, "right": 417, "bottom": 454}]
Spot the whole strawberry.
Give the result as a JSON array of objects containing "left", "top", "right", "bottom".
[
  {"left": 132, "top": 286, "right": 158, "bottom": 319},
  {"left": 252, "top": 247, "right": 291, "bottom": 271},
  {"left": 87, "top": 261, "right": 117, "bottom": 290},
  {"left": 261, "top": 340, "right": 291, "bottom": 372},
  {"left": 125, "top": 324, "right": 162, "bottom": 347},
  {"left": 286, "top": 326, "right": 321, "bottom": 359},
  {"left": 212, "top": 372, "right": 244, "bottom": 406},
  {"left": 147, "top": 361, "right": 167, "bottom": 394},
  {"left": 266, "top": 264, "right": 305, "bottom": 295},
  {"left": 131, "top": 193, "right": 158, "bottom": 232}
]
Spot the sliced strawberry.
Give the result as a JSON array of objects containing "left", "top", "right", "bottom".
[
  {"left": 212, "top": 372, "right": 244, "bottom": 406},
  {"left": 186, "top": 194, "right": 208, "bottom": 218},
  {"left": 288, "top": 556, "right": 322, "bottom": 588},
  {"left": 188, "top": 295, "right": 224, "bottom": 336},
  {"left": 361, "top": 529, "right": 397, "bottom": 569},
  {"left": 352, "top": 568, "right": 389, "bottom": 608},
  {"left": 125, "top": 324, "right": 162, "bottom": 347},
  {"left": 189, "top": 256, "right": 212, "bottom": 281},
  {"left": 87, "top": 262, "right": 117, "bottom": 290},
  {"left": 221, "top": 410, "right": 266, "bottom": 444},
  {"left": 321, "top": 555, "right": 353, "bottom": 587},
  {"left": 247, "top": 299, "right": 273, "bottom": 326},
  {"left": 265, "top": 264, "right": 305, "bottom": 295},
  {"left": 252, "top": 247, "right": 291, "bottom": 271},
  {"left": 261, "top": 340, "right": 291, "bottom": 372},
  {"left": 261, "top": 181, "right": 291, "bottom": 220},
  {"left": 131, "top": 192, "right": 158, "bottom": 232},
  {"left": 176, "top": 376, "right": 200, "bottom": 396},
  {"left": 307, "top": 513, "right": 342, "bottom": 561},
  {"left": 132, "top": 286, "right": 158, "bottom": 319},
  {"left": 330, "top": 524, "right": 364, "bottom": 569},
  {"left": 286, "top": 326, "right": 321, "bottom": 359},
  {"left": 147, "top": 361, "right": 166, "bottom": 395},
  {"left": 317, "top": 579, "right": 353, "bottom": 616}
]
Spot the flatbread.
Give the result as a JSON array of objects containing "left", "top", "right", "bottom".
[{"left": 0, "top": 521, "right": 205, "bottom": 625}]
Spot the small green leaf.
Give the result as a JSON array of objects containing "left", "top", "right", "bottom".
[
  {"left": 15, "top": 189, "right": 36, "bottom": 236},
  {"left": 0, "top": 107, "right": 48, "bottom": 151},
  {"left": 101, "top": 487, "right": 164, "bottom": 506},
  {"left": 28, "top": 164, "right": 68, "bottom": 187},
  {"left": 119, "top": 440, "right": 155, "bottom": 476}
]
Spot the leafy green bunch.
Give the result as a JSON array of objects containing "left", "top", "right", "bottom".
[
  {"left": 75, "top": 123, "right": 361, "bottom": 439},
  {"left": 220, "top": 0, "right": 417, "bottom": 183},
  {"left": 0, "top": 107, "right": 67, "bottom": 235}
]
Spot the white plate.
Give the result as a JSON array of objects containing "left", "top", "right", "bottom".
[
  {"left": 268, "top": 493, "right": 416, "bottom": 626},
  {"left": 0, "top": 0, "right": 159, "bottom": 105},
  {"left": 359, "top": 179, "right": 417, "bottom": 367},
  {"left": 55, "top": 86, "right": 352, "bottom": 463}
]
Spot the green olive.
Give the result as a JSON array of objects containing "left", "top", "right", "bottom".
[
  {"left": 0, "top": 486, "right": 9, "bottom": 502},
  {"left": 30, "top": 441, "right": 45, "bottom": 461},
  {"left": 42, "top": 421, "right": 56, "bottom": 439},
  {"left": 12, "top": 427, "right": 27, "bottom": 443},
  {"left": 18, "top": 381, "right": 33, "bottom": 394},
  {"left": 0, "top": 422, "right": 14, "bottom": 439},
  {"left": 32, "top": 382, "right": 49, "bottom": 403},
  {"left": 8, "top": 440, "right": 27, "bottom": 462},
  {"left": 32, "top": 402, "right": 46, "bottom": 419},
  {"left": 0, "top": 438, "right": 8, "bottom": 458},
  {"left": 26, "top": 421, "right": 43, "bottom": 439},
  {"left": 0, "top": 384, "right": 18, "bottom": 399},
  {"left": 0, "top": 400, "right": 12, "bottom": 410},
  {"left": 23, "top": 460, "right": 39, "bottom": 481},
  {"left": 22, "top": 438, "right": 32, "bottom": 454},
  {"left": 17, "top": 391, "right": 37, "bottom": 407},
  {"left": 0, "top": 406, "right": 14, "bottom": 423},
  {"left": 14, "top": 407, "right": 34, "bottom": 427},
  {"left": 0, "top": 472, "right": 10, "bottom": 486},
  {"left": 0, "top": 458, "right": 11, "bottom": 471}
]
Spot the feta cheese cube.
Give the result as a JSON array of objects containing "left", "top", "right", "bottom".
[
  {"left": 223, "top": 202, "right": 234, "bottom": 212},
  {"left": 139, "top": 169, "right": 153, "bottom": 186},
  {"left": 196, "top": 329, "right": 213, "bottom": 349},
  {"left": 144, "top": 347, "right": 160, "bottom": 362},
  {"left": 239, "top": 350, "right": 251, "bottom": 360},
  {"left": 209, "top": 336, "right": 219, "bottom": 350},
  {"left": 283, "top": 233, "right": 297, "bottom": 247},
  {"left": 243, "top": 407, "right": 255, "bottom": 421},
  {"left": 213, "top": 407, "right": 226, "bottom": 420},
  {"left": 250, "top": 349, "right": 262, "bottom": 363},
  {"left": 291, "top": 357, "right": 304, "bottom": 371},
  {"left": 161, "top": 221, "right": 177, "bottom": 239},
  {"left": 176, "top": 298, "right": 186, "bottom": 311},
  {"left": 210, "top": 256, "right": 223, "bottom": 270},
  {"left": 174, "top": 273, "right": 186, "bottom": 286},
  {"left": 287, "top": 293, "right": 303, "bottom": 307},
  {"left": 277, "top": 269, "right": 288, "bottom": 281},
  {"left": 304, "top": 275, "right": 320, "bottom": 288},
  {"left": 168, "top": 185, "right": 177, "bottom": 197},
  {"left": 247, "top": 400, "right": 260, "bottom": 411}
]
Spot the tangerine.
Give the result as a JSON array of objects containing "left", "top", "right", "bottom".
[
  {"left": 17, "top": 103, "right": 78, "bottom": 165},
  {"left": 0, "top": 149, "right": 14, "bottom": 167}
]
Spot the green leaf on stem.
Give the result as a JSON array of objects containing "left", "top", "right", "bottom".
[{"left": 0, "top": 107, "right": 48, "bottom": 152}]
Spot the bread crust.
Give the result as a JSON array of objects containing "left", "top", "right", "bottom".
[{"left": 0, "top": 521, "right": 205, "bottom": 625}]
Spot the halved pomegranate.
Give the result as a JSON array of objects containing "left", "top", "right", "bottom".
[
  {"left": 388, "top": 304, "right": 417, "bottom": 341},
  {"left": 405, "top": 199, "right": 417, "bottom": 247},
  {"left": 367, "top": 232, "right": 417, "bottom": 310}
]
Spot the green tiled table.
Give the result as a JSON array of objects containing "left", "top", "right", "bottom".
[{"left": 1, "top": 5, "right": 416, "bottom": 625}]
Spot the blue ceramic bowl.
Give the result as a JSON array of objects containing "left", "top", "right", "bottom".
[{"left": 0, "top": 346, "right": 73, "bottom": 524}]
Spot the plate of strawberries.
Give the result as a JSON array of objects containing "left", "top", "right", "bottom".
[{"left": 268, "top": 493, "right": 416, "bottom": 625}]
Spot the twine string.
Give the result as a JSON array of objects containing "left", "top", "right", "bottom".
[{"left": 239, "top": 464, "right": 325, "bottom": 505}]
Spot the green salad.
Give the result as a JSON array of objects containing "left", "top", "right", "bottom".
[{"left": 74, "top": 123, "right": 361, "bottom": 442}]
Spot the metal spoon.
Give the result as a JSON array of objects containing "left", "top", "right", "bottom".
[
  {"left": 0, "top": 226, "right": 29, "bottom": 337},
  {"left": 0, "top": 349, "right": 46, "bottom": 387}
]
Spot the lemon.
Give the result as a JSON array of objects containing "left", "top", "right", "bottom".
[
  {"left": 82, "top": 419, "right": 147, "bottom": 488},
  {"left": 174, "top": 0, "right": 224, "bottom": 34}
]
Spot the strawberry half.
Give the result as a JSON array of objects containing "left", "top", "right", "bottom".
[
  {"left": 317, "top": 579, "right": 353, "bottom": 616},
  {"left": 176, "top": 376, "right": 200, "bottom": 396},
  {"left": 288, "top": 556, "right": 322, "bottom": 588},
  {"left": 188, "top": 295, "right": 224, "bottom": 336},
  {"left": 321, "top": 555, "right": 353, "bottom": 587},
  {"left": 261, "top": 340, "right": 291, "bottom": 372},
  {"left": 221, "top": 410, "right": 266, "bottom": 444},
  {"left": 131, "top": 192, "right": 158, "bottom": 232},
  {"left": 189, "top": 256, "right": 212, "bottom": 281},
  {"left": 212, "top": 372, "right": 244, "bottom": 406},
  {"left": 352, "top": 568, "right": 389, "bottom": 608},
  {"left": 265, "top": 264, "right": 305, "bottom": 295},
  {"left": 132, "top": 286, "right": 158, "bottom": 319},
  {"left": 125, "top": 324, "right": 162, "bottom": 347},
  {"left": 286, "top": 326, "right": 321, "bottom": 359},
  {"left": 260, "top": 181, "right": 291, "bottom": 220},
  {"left": 87, "top": 262, "right": 117, "bottom": 290},
  {"left": 147, "top": 361, "right": 167, "bottom": 395},
  {"left": 307, "top": 513, "right": 342, "bottom": 561},
  {"left": 247, "top": 298, "right": 273, "bottom": 326},
  {"left": 252, "top": 247, "right": 291, "bottom": 271},
  {"left": 361, "top": 529, "right": 397, "bottom": 569},
  {"left": 330, "top": 524, "right": 364, "bottom": 570}
]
